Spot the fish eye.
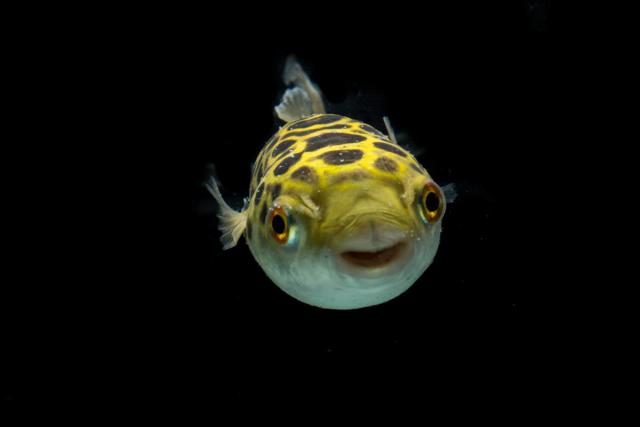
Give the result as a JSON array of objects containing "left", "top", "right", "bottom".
[
  {"left": 269, "top": 206, "right": 289, "bottom": 244},
  {"left": 420, "top": 182, "right": 444, "bottom": 223}
]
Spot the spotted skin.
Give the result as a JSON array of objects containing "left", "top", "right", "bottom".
[
  {"left": 320, "top": 149, "right": 364, "bottom": 165},
  {"left": 291, "top": 166, "right": 318, "bottom": 184},
  {"left": 286, "top": 124, "right": 351, "bottom": 138},
  {"left": 246, "top": 114, "right": 429, "bottom": 238},
  {"left": 305, "top": 132, "right": 367, "bottom": 152},
  {"left": 254, "top": 182, "right": 265, "bottom": 204},
  {"left": 288, "top": 114, "right": 343, "bottom": 129},
  {"left": 373, "top": 142, "right": 408, "bottom": 157},
  {"left": 267, "top": 183, "right": 282, "bottom": 202},
  {"left": 374, "top": 156, "right": 398, "bottom": 172},
  {"left": 271, "top": 139, "right": 296, "bottom": 157}
]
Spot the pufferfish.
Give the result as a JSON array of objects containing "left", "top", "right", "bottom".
[{"left": 206, "top": 57, "right": 455, "bottom": 310}]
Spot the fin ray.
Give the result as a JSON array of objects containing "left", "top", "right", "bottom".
[
  {"left": 203, "top": 169, "right": 247, "bottom": 250},
  {"left": 274, "top": 87, "right": 313, "bottom": 122},
  {"left": 383, "top": 116, "right": 398, "bottom": 145},
  {"left": 275, "top": 56, "right": 325, "bottom": 122},
  {"left": 442, "top": 183, "right": 458, "bottom": 203}
]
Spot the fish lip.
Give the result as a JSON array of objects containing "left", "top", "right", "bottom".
[
  {"left": 339, "top": 241, "right": 409, "bottom": 269},
  {"left": 330, "top": 220, "right": 413, "bottom": 277}
]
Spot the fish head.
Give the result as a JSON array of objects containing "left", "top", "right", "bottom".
[{"left": 247, "top": 168, "right": 446, "bottom": 310}]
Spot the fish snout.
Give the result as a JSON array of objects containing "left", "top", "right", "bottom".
[{"left": 332, "top": 219, "right": 413, "bottom": 274}]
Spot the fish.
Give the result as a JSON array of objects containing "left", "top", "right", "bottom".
[{"left": 205, "top": 56, "right": 455, "bottom": 310}]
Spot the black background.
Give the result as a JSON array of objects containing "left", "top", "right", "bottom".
[{"left": 5, "top": 1, "right": 567, "bottom": 412}]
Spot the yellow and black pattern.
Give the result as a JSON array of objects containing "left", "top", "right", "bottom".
[{"left": 246, "top": 114, "right": 429, "bottom": 236}]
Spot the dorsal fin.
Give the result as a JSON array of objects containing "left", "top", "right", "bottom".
[
  {"left": 275, "top": 87, "right": 313, "bottom": 122},
  {"left": 275, "top": 56, "right": 326, "bottom": 122}
]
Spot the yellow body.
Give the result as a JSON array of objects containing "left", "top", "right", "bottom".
[
  {"left": 205, "top": 58, "right": 449, "bottom": 309},
  {"left": 246, "top": 114, "right": 432, "bottom": 244}
]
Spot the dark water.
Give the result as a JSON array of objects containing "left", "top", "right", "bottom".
[
  {"left": 184, "top": 39, "right": 554, "bottom": 407},
  {"left": 5, "top": 1, "right": 565, "bottom": 412}
]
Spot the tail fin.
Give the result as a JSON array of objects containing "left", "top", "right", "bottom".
[
  {"left": 275, "top": 56, "right": 326, "bottom": 122},
  {"left": 203, "top": 168, "right": 248, "bottom": 250}
]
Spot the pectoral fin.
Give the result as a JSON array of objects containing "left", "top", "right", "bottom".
[{"left": 203, "top": 168, "right": 247, "bottom": 250}]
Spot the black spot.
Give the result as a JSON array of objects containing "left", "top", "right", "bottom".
[
  {"left": 410, "top": 163, "right": 425, "bottom": 174},
  {"left": 291, "top": 166, "right": 318, "bottom": 184},
  {"left": 274, "top": 152, "right": 302, "bottom": 176},
  {"left": 321, "top": 149, "right": 364, "bottom": 165},
  {"left": 360, "top": 124, "right": 385, "bottom": 137},
  {"left": 374, "top": 156, "right": 398, "bottom": 172},
  {"left": 269, "top": 183, "right": 282, "bottom": 201},
  {"left": 286, "top": 124, "right": 351, "bottom": 138},
  {"left": 265, "top": 134, "right": 280, "bottom": 151},
  {"left": 305, "top": 133, "right": 367, "bottom": 152},
  {"left": 288, "top": 114, "right": 343, "bottom": 130},
  {"left": 271, "top": 139, "right": 296, "bottom": 157},
  {"left": 373, "top": 142, "right": 408, "bottom": 157},
  {"left": 254, "top": 183, "right": 265, "bottom": 204},
  {"left": 259, "top": 203, "right": 268, "bottom": 224}
]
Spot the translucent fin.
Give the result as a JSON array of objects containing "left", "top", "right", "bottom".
[
  {"left": 383, "top": 116, "right": 398, "bottom": 145},
  {"left": 275, "top": 87, "right": 313, "bottom": 122},
  {"left": 442, "top": 183, "right": 458, "bottom": 204},
  {"left": 275, "top": 56, "right": 325, "bottom": 122},
  {"left": 203, "top": 169, "right": 247, "bottom": 250}
]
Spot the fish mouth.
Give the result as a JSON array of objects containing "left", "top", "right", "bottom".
[
  {"left": 331, "top": 218, "right": 412, "bottom": 277},
  {"left": 340, "top": 241, "right": 408, "bottom": 269}
]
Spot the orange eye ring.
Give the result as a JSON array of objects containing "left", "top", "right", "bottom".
[
  {"left": 421, "top": 182, "right": 444, "bottom": 223},
  {"left": 269, "top": 206, "right": 289, "bottom": 244}
]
